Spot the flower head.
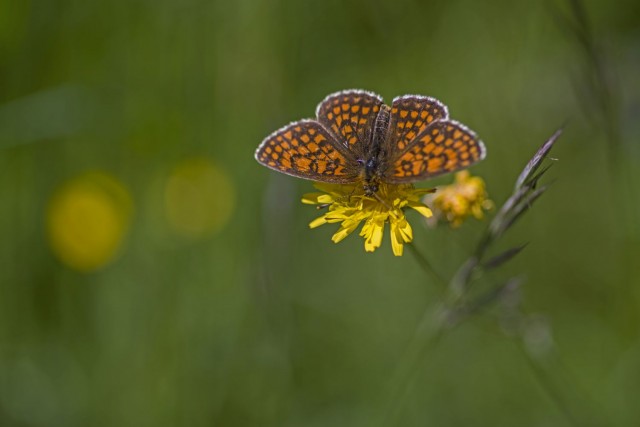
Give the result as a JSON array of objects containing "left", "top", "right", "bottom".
[
  {"left": 165, "top": 157, "right": 235, "bottom": 238},
  {"left": 46, "top": 171, "right": 133, "bottom": 272},
  {"left": 302, "top": 182, "right": 434, "bottom": 256},
  {"left": 425, "top": 171, "right": 492, "bottom": 228}
]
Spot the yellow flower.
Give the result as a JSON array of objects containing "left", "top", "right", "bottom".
[
  {"left": 302, "top": 182, "right": 434, "bottom": 256},
  {"left": 46, "top": 171, "right": 133, "bottom": 272},
  {"left": 164, "top": 158, "right": 235, "bottom": 238},
  {"left": 426, "top": 171, "right": 492, "bottom": 228}
]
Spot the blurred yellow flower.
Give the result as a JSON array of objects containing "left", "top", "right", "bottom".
[
  {"left": 46, "top": 171, "right": 133, "bottom": 272},
  {"left": 302, "top": 183, "right": 434, "bottom": 256},
  {"left": 426, "top": 171, "right": 492, "bottom": 228},
  {"left": 164, "top": 158, "right": 235, "bottom": 238}
]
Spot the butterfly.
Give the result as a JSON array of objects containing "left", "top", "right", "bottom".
[{"left": 255, "top": 89, "right": 486, "bottom": 195}]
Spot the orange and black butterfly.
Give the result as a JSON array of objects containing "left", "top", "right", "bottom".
[{"left": 255, "top": 89, "right": 486, "bottom": 194}]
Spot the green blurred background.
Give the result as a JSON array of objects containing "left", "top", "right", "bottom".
[{"left": 1, "top": 0, "right": 639, "bottom": 425}]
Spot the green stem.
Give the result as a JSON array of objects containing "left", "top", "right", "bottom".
[
  {"left": 517, "top": 341, "right": 583, "bottom": 427},
  {"left": 379, "top": 311, "right": 446, "bottom": 426},
  {"left": 377, "top": 243, "right": 457, "bottom": 425},
  {"left": 406, "top": 242, "right": 448, "bottom": 289}
]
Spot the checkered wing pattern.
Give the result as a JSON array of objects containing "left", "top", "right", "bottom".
[
  {"left": 316, "top": 90, "right": 383, "bottom": 154},
  {"left": 255, "top": 119, "right": 357, "bottom": 183},
  {"left": 388, "top": 95, "right": 449, "bottom": 153},
  {"left": 386, "top": 120, "right": 486, "bottom": 183}
]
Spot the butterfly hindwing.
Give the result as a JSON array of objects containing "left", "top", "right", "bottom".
[{"left": 386, "top": 120, "right": 486, "bottom": 183}]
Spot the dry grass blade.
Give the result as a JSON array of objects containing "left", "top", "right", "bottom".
[
  {"left": 445, "top": 277, "right": 524, "bottom": 326},
  {"left": 491, "top": 185, "right": 550, "bottom": 240},
  {"left": 515, "top": 128, "right": 563, "bottom": 190},
  {"left": 483, "top": 244, "right": 529, "bottom": 270}
]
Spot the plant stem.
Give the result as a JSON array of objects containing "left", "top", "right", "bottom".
[{"left": 406, "top": 242, "right": 448, "bottom": 289}]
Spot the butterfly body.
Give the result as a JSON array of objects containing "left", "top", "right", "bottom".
[
  {"left": 255, "top": 90, "right": 485, "bottom": 193},
  {"left": 361, "top": 103, "right": 392, "bottom": 194}
]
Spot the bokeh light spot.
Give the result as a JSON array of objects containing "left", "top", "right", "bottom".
[
  {"left": 164, "top": 158, "right": 235, "bottom": 238},
  {"left": 46, "top": 171, "right": 133, "bottom": 272}
]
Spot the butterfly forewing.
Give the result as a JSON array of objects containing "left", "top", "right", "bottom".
[
  {"left": 255, "top": 119, "right": 357, "bottom": 183},
  {"left": 386, "top": 120, "right": 486, "bottom": 183},
  {"left": 316, "top": 90, "right": 383, "bottom": 155},
  {"left": 388, "top": 95, "right": 449, "bottom": 154}
]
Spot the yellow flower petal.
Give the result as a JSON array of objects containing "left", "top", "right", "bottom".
[
  {"left": 302, "top": 192, "right": 335, "bottom": 204},
  {"left": 407, "top": 201, "right": 433, "bottom": 218},
  {"left": 309, "top": 216, "right": 328, "bottom": 228},
  {"left": 325, "top": 209, "right": 359, "bottom": 223},
  {"left": 397, "top": 217, "right": 413, "bottom": 242},
  {"left": 361, "top": 216, "right": 385, "bottom": 252},
  {"left": 390, "top": 223, "right": 404, "bottom": 256},
  {"left": 332, "top": 220, "right": 360, "bottom": 243}
]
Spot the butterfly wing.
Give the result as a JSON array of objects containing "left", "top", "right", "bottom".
[
  {"left": 255, "top": 119, "right": 358, "bottom": 183},
  {"left": 316, "top": 89, "right": 384, "bottom": 157},
  {"left": 386, "top": 120, "right": 486, "bottom": 183}
]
